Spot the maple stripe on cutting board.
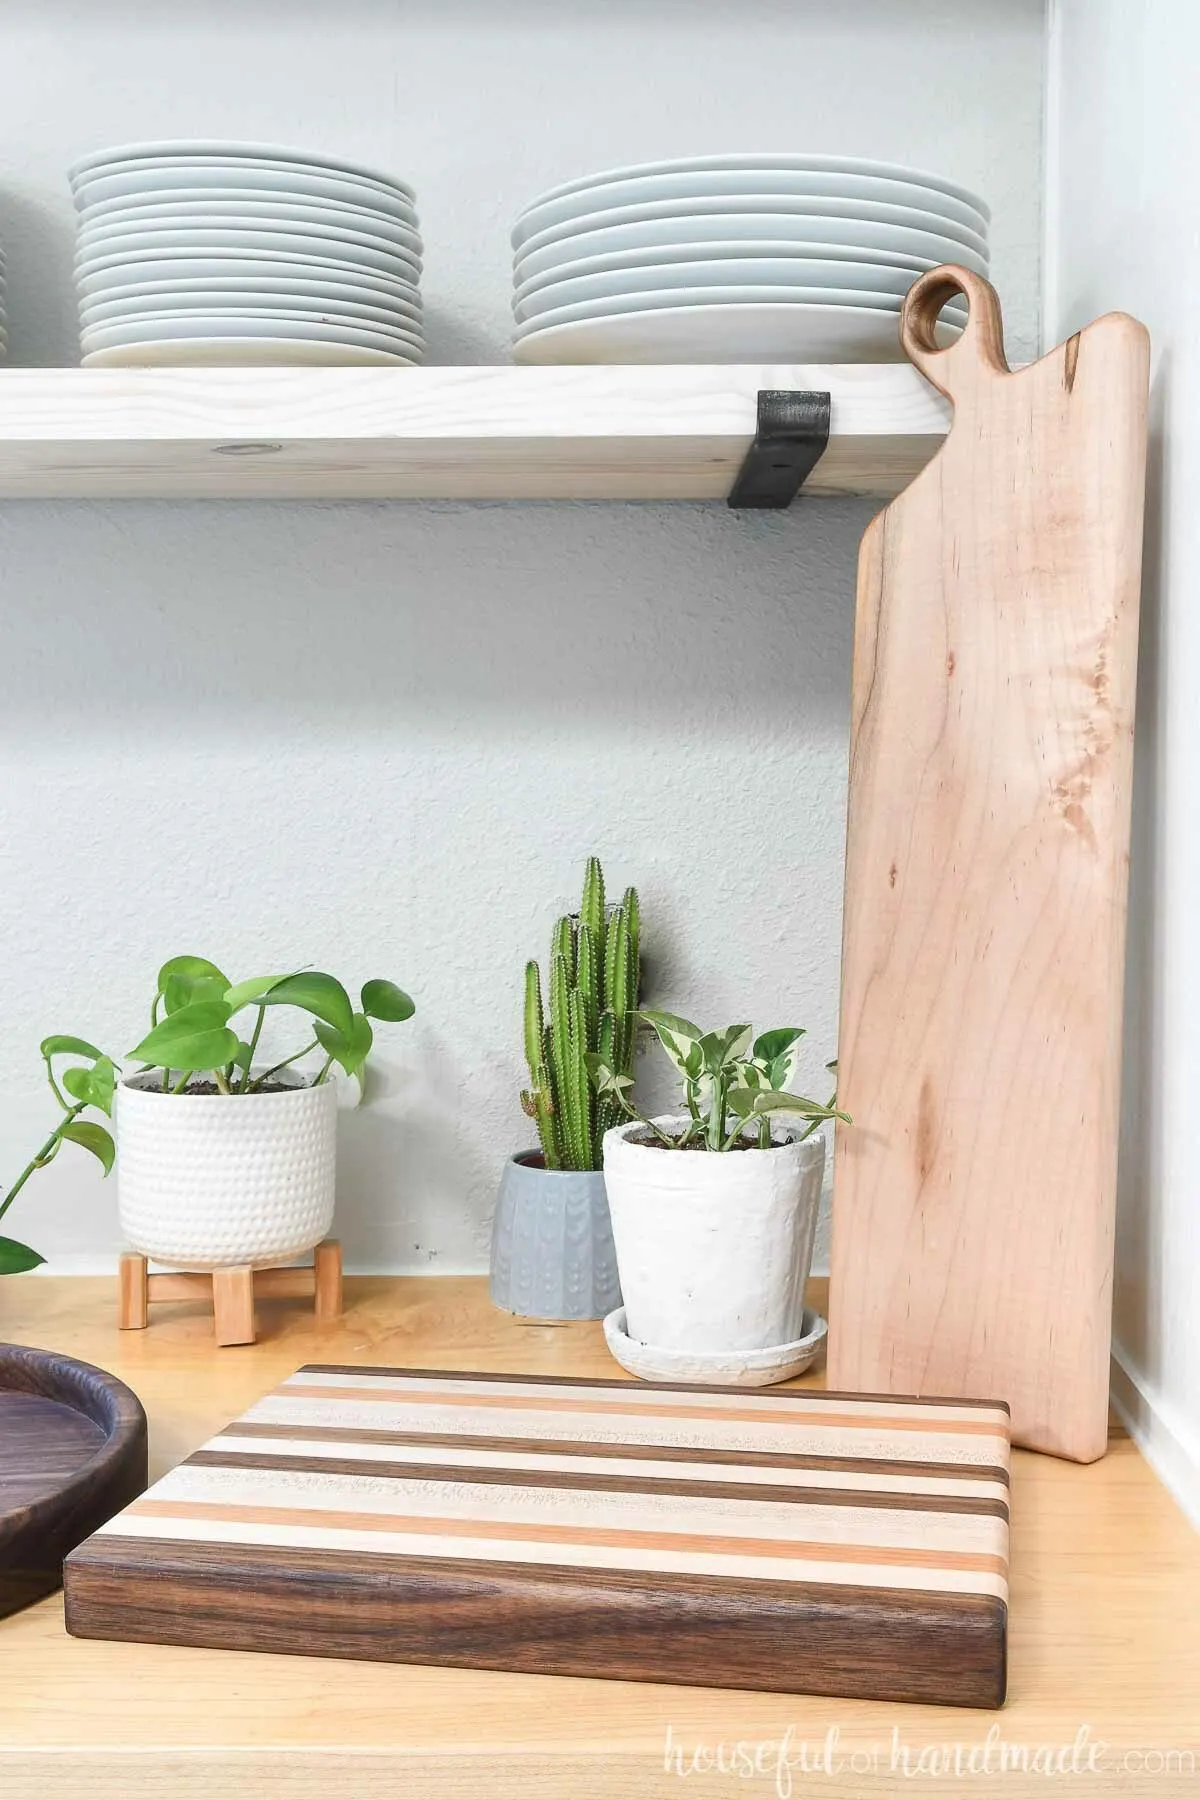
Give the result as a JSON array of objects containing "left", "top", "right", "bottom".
[{"left": 242, "top": 1377, "right": 1010, "bottom": 1468}]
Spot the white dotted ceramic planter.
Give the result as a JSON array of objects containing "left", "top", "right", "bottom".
[
  {"left": 602, "top": 1115, "right": 825, "bottom": 1354},
  {"left": 117, "top": 1076, "right": 337, "bottom": 1270}
]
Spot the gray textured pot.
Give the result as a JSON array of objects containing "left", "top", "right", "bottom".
[{"left": 489, "top": 1152, "right": 622, "bottom": 1321}]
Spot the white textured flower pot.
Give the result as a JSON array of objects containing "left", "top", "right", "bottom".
[
  {"left": 602, "top": 1116, "right": 825, "bottom": 1354},
  {"left": 117, "top": 1076, "right": 338, "bottom": 1270}
]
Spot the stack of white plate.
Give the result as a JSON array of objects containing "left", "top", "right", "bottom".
[
  {"left": 70, "top": 141, "right": 424, "bottom": 368},
  {"left": 510, "top": 154, "right": 990, "bottom": 364}
]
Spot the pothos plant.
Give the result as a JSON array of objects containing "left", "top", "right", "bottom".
[
  {"left": 128, "top": 955, "right": 415, "bottom": 1093},
  {"left": 589, "top": 1011, "right": 848, "bottom": 1152},
  {"left": 0, "top": 956, "right": 415, "bottom": 1274},
  {"left": 0, "top": 1039, "right": 117, "bottom": 1273}
]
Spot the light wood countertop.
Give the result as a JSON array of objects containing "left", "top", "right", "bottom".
[{"left": 1, "top": 1275, "right": 1197, "bottom": 1799}]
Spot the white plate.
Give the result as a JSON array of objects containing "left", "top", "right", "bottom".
[
  {"left": 514, "top": 168, "right": 987, "bottom": 249},
  {"left": 82, "top": 338, "right": 417, "bottom": 368},
  {"left": 513, "top": 281, "right": 934, "bottom": 338},
  {"left": 81, "top": 287, "right": 423, "bottom": 329},
  {"left": 81, "top": 312, "right": 424, "bottom": 355},
  {"left": 79, "top": 271, "right": 421, "bottom": 313},
  {"left": 522, "top": 153, "right": 988, "bottom": 221},
  {"left": 513, "top": 236, "right": 944, "bottom": 303},
  {"left": 518, "top": 192, "right": 988, "bottom": 264},
  {"left": 512, "top": 300, "right": 960, "bottom": 364},
  {"left": 75, "top": 227, "right": 421, "bottom": 281},
  {"left": 514, "top": 258, "right": 963, "bottom": 324},
  {"left": 515, "top": 208, "right": 988, "bottom": 284},
  {"left": 76, "top": 253, "right": 421, "bottom": 299},
  {"left": 78, "top": 192, "right": 422, "bottom": 251},
  {"left": 69, "top": 140, "right": 416, "bottom": 201},
  {"left": 79, "top": 210, "right": 419, "bottom": 263},
  {"left": 74, "top": 160, "right": 418, "bottom": 225},
  {"left": 603, "top": 1306, "right": 829, "bottom": 1387}
]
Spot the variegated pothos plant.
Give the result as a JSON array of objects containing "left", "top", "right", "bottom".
[{"left": 589, "top": 1010, "right": 848, "bottom": 1152}]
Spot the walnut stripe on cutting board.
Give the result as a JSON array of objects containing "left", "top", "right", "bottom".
[
  {"left": 287, "top": 1367, "right": 1009, "bottom": 1424},
  {"left": 217, "top": 1421, "right": 1011, "bottom": 1487},
  {"left": 295, "top": 1364, "right": 1011, "bottom": 1410},
  {"left": 196, "top": 1444, "right": 1009, "bottom": 1513}
]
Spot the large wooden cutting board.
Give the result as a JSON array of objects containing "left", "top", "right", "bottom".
[
  {"left": 65, "top": 1363, "right": 1011, "bottom": 1707},
  {"left": 828, "top": 268, "right": 1149, "bottom": 1463}
]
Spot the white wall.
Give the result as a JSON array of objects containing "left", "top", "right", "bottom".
[
  {"left": 1048, "top": 0, "right": 1200, "bottom": 1523},
  {"left": 0, "top": 0, "right": 1045, "bottom": 1273}
]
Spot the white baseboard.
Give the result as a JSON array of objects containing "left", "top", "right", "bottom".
[{"left": 1110, "top": 1341, "right": 1200, "bottom": 1531}]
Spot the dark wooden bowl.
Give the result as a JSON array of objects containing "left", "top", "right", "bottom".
[{"left": 0, "top": 1343, "right": 147, "bottom": 1618}]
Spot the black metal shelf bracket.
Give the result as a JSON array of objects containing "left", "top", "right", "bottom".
[{"left": 727, "top": 389, "right": 832, "bottom": 510}]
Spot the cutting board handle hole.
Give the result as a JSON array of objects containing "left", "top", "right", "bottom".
[{"left": 901, "top": 266, "right": 1010, "bottom": 395}]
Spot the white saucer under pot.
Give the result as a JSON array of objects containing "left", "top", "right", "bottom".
[{"left": 603, "top": 1305, "right": 828, "bottom": 1388}]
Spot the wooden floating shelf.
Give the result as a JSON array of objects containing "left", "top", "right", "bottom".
[{"left": 0, "top": 364, "right": 949, "bottom": 501}]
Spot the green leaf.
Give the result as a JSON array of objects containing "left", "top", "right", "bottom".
[
  {"left": 62, "top": 1054, "right": 117, "bottom": 1116},
  {"left": 361, "top": 978, "right": 415, "bottom": 1023},
  {"left": 223, "top": 973, "right": 296, "bottom": 1013},
  {"left": 752, "top": 1028, "right": 807, "bottom": 1065},
  {"left": 163, "top": 971, "right": 229, "bottom": 1015},
  {"left": 41, "top": 1034, "right": 103, "bottom": 1062},
  {"left": 129, "top": 1002, "right": 238, "bottom": 1071},
  {"left": 231, "top": 1040, "right": 254, "bottom": 1074},
  {"left": 0, "top": 1236, "right": 45, "bottom": 1274},
  {"left": 314, "top": 1011, "right": 374, "bottom": 1078},
  {"left": 698, "top": 1025, "right": 752, "bottom": 1076},
  {"left": 257, "top": 972, "right": 353, "bottom": 1037},
  {"left": 585, "top": 1051, "right": 633, "bottom": 1099},
  {"left": 60, "top": 1120, "right": 116, "bottom": 1175},
  {"left": 727, "top": 1088, "right": 845, "bottom": 1122},
  {"left": 157, "top": 955, "right": 229, "bottom": 994},
  {"left": 638, "top": 1009, "right": 706, "bottom": 1080}
]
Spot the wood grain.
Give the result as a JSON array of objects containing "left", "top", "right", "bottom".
[
  {"left": 65, "top": 1362, "right": 1010, "bottom": 1706},
  {"left": 118, "top": 1253, "right": 147, "bottom": 1330},
  {"left": 1, "top": 1276, "right": 1198, "bottom": 1800},
  {"left": 0, "top": 1344, "right": 147, "bottom": 1617},
  {"left": 120, "top": 1241, "right": 344, "bottom": 1345},
  {"left": 0, "top": 364, "right": 947, "bottom": 500},
  {"left": 65, "top": 1536, "right": 1005, "bottom": 1708},
  {"left": 829, "top": 268, "right": 1150, "bottom": 1463}
]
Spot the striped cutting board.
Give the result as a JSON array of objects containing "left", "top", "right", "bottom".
[{"left": 65, "top": 1365, "right": 1011, "bottom": 1706}]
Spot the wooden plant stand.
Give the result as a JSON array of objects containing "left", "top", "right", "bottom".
[{"left": 118, "top": 1238, "right": 343, "bottom": 1347}]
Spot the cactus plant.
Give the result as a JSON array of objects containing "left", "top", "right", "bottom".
[{"left": 520, "top": 857, "right": 640, "bottom": 1172}]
